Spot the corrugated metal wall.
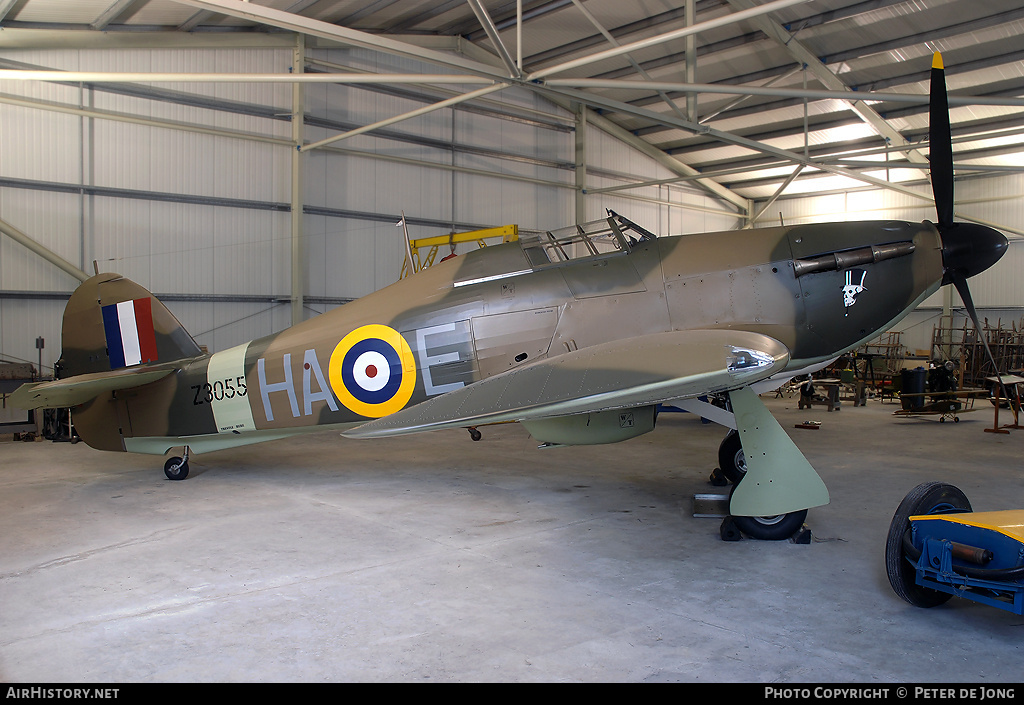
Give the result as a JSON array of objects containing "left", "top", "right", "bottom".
[
  {"left": 1, "top": 44, "right": 1021, "bottom": 375},
  {"left": 1, "top": 47, "right": 297, "bottom": 369},
  {"left": 582, "top": 124, "right": 742, "bottom": 236},
  {"left": 0, "top": 45, "right": 579, "bottom": 371}
]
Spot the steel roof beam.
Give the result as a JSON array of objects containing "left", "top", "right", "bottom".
[
  {"left": 10, "top": 69, "right": 1021, "bottom": 113},
  {"left": 303, "top": 59, "right": 572, "bottom": 129},
  {"left": 567, "top": 0, "right": 690, "bottom": 123},
  {"left": 465, "top": 0, "right": 521, "bottom": 78},
  {"left": 299, "top": 83, "right": 506, "bottom": 152},
  {"left": 169, "top": 0, "right": 509, "bottom": 81},
  {"left": 627, "top": 13, "right": 1024, "bottom": 134},
  {"left": 454, "top": 0, "right": 573, "bottom": 39},
  {"left": 544, "top": 83, "right": 933, "bottom": 204},
  {"left": 0, "top": 70, "right": 495, "bottom": 83},
  {"left": 0, "top": 216, "right": 89, "bottom": 283},
  {"left": 90, "top": 0, "right": 145, "bottom": 31},
  {"left": 744, "top": 164, "right": 804, "bottom": 228},
  {"left": 0, "top": 0, "right": 19, "bottom": 23},
  {"left": 176, "top": 9, "right": 215, "bottom": 31},
  {"left": 527, "top": 0, "right": 812, "bottom": 80},
  {"left": 543, "top": 93, "right": 748, "bottom": 212},
  {"left": 544, "top": 79, "right": 1024, "bottom": 109},
  {"left": 0, "top": 27, "right": 297, "bottom": 48},
  {"left": 666, "top": 108, "right": 1024, "bottom": 167},
  {"left": 723, "top": 0, "right": 929, "bottom": 178},
  {"left": 523, "top": 0, "right": 902, "bottom": 70},
  {"left": 163, "top": 0, "right": 754, "bottom": 210}
]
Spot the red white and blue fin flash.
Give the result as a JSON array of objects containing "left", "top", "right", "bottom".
[{"left": 102, "top": 298, "right": 159, "bottom": 369}]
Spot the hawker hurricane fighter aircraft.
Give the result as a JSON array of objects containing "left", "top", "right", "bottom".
[{"left": 11, "top": 54, "right": 1008, "bottom": 539}]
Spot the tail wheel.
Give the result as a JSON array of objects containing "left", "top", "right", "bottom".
[
  {"left": 885, "top": 482, "right": 971, "bottom": 608},
  {"left": 164, "top": 456, "right": 189, "bottom": 481}
]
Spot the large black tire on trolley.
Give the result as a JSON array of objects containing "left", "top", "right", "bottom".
[{"left": 885, "top": 482, "right": 972, "bottom": 608}]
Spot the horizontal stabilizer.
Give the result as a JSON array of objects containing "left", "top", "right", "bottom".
[
  {"left": 344, "top": 329, "right": 789, "bottom": 439},
  {"left": 10, "top": 365, "right": 176, "bottom": 409}
]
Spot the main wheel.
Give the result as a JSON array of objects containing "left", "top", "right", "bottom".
[
  {"left": 718, "top": 430, "right": 746, "bottom": 484},
  {"left": 731, "top": 509, "right": 808, "bottom": 540},
  {"left": 164, "top": 456, "right": 189, "bottom": 481},
  {"left": 727, "top": 483, "right": 807, "bottom": 540},
  {"left": 885, "top": 482, "right": 972, "bottom": 608}
]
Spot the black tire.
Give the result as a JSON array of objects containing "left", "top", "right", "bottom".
[
  {"left": 164, "top": 456, "right": 189, "bottom": 481},
  {"left": 885, "top": 482, "right": 972, "bottom": 608},
  {"left": 727, "top": 483, "right": 808, "bottom": 540},
  {"left": 718, "top": 430, "right": 746, "bottom": 484},
  {"left": 731, "top": 509, "right": 808, "bottom": 540}
]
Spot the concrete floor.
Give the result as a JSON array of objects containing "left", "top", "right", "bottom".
[{"left": 1, "top": 394, "right": 1022, "bottom": 683}]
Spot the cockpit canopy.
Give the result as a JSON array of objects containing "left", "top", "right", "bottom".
[{"left": 519, "top": 210, "right": 656, "bottom": 271}]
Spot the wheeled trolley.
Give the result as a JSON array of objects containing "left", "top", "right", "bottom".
[{"left": 886, "top": 482, "right": 1024, "bottom": 614}]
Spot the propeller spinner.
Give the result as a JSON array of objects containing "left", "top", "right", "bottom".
[{"left": 929, "top": 52, "right": 1009, "bottom": 396}]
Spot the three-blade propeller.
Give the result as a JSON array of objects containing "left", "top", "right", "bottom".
[{"left": 930, "top": 52, "right": 1010, "bottom": 401}]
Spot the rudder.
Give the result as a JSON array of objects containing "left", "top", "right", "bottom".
[{"left": 57, "top": 273, "right": 203, "bottom": 378}]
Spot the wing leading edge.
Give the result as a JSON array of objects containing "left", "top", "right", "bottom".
[{"left": 344, "top": 329, "right": 790, "bottom": 439}]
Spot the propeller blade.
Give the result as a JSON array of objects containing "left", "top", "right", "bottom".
[
  {"left": 952, "top": 273, "right": 1009, "bottom": 404},
  {"left": 931, "top": 51, "right": 1010, "bottom": 410},
  {"left": 930, "top": 51, "right": 954, "bottom": 229}
]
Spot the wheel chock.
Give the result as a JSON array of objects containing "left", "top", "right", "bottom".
[
  {"left": 790, "top": 525, "right": 812, "bottom": 544},
  {"left": 720, "top": 516, "right": 742, "bottom": 541}
]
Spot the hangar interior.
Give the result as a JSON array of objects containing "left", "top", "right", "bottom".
[{"left": 2, "top": 0, "right": 1024, "bottom": 683}]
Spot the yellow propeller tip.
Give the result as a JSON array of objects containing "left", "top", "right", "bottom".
[{"left": 932, "top": 51, "right": 944, "bottom": 70}]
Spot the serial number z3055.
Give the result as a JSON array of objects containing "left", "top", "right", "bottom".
[{"left": 192, "top": 376, "right": 248, "bottom": 405}]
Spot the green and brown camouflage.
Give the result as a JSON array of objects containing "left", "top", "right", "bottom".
[
  {"left": 9, "top": 208, "right": 1006, "bottom": 517},
  {"left": 9, "top": 52, "right": 1010, "bottom": 521},
  {"left": 15, "top": 213, "right": 951, "bottom": 445}
]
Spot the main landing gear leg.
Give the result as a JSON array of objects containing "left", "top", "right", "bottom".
[
  {"left": 164, "top": 446, "right": 190, "bottom": 481},
  {"left": 713, "top": 431, "right": 810, "bottom": 540},
  {"left": 719, "top": 387, "right": 829, "bottom": 540}
]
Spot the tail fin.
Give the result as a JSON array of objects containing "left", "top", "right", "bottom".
[
  {"left": 11, "top": 274, "right": 202, "bottom": 451},
  {"left": 57, "top": 273, "right": 203, "bottom": 378}
]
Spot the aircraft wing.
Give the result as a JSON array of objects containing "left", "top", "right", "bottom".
[
  {"left": 9, "top": 365, "right": 177, "bottom": 409},
  {"left": 344, "top": 329, "right": 789, "bottom": 439}
]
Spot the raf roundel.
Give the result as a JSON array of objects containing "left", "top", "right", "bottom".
[{"left": 329, "top": 324, "right": 417, "bottom": 418}]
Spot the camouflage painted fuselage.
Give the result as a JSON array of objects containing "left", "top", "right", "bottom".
[{"left": 66, "top": 218, "right": 944, "bottom": 455}]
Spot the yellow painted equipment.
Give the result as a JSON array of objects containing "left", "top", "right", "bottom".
[
  {"left": 400, "top": 225, "right": 519, "bottom": 278},
  {"left": 886, "top": 483, "right": 1024, "bottom": 614}
]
